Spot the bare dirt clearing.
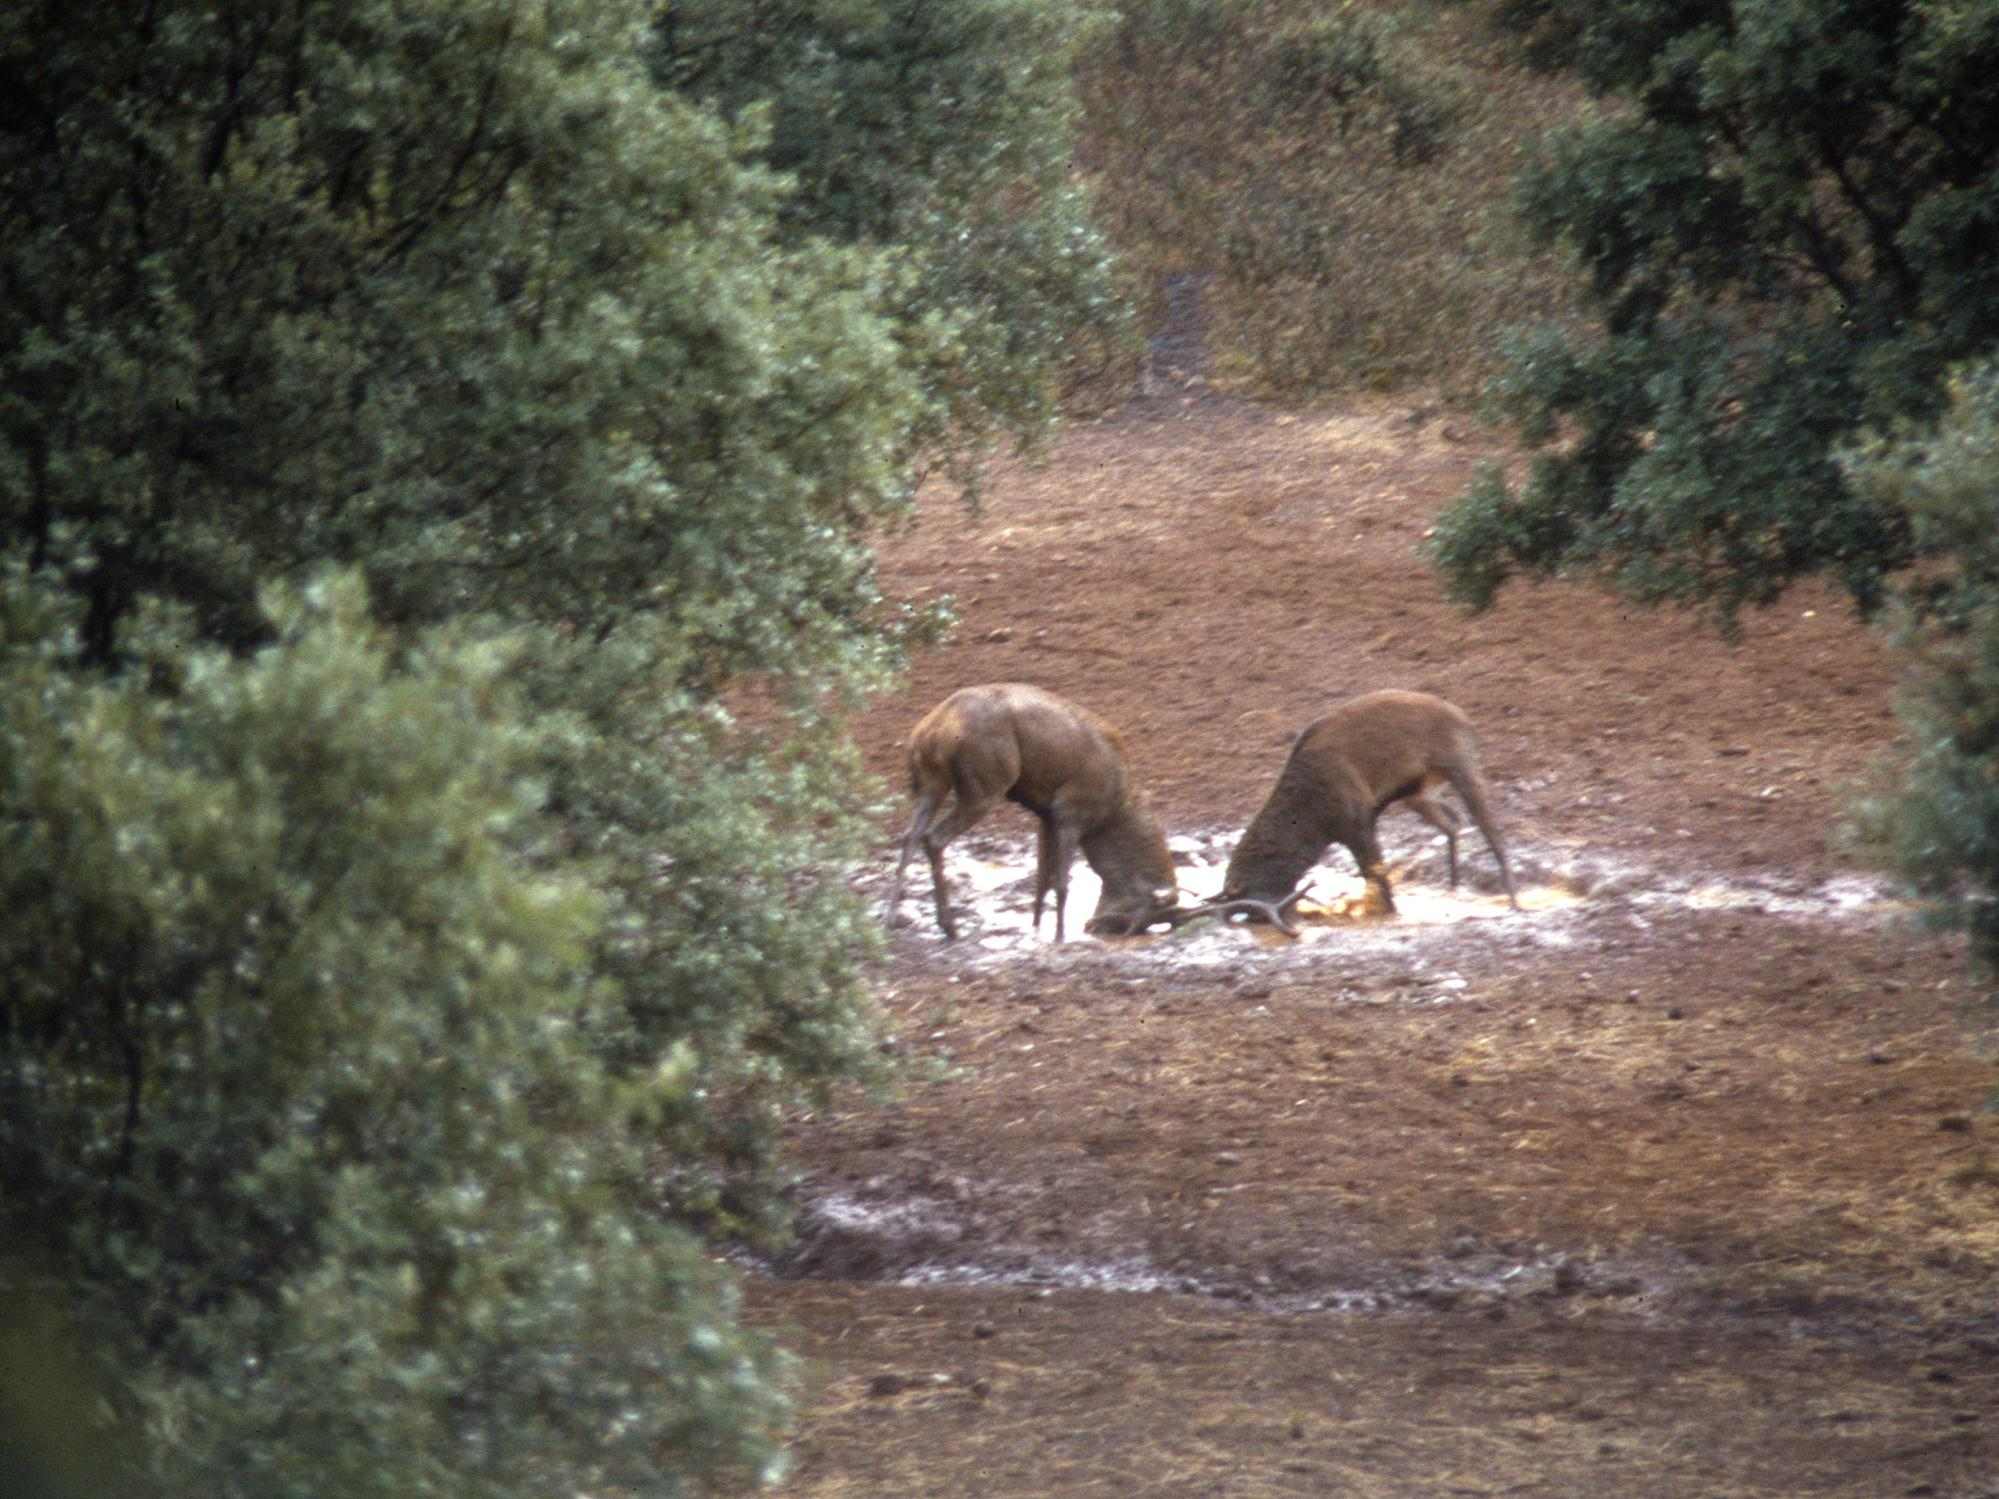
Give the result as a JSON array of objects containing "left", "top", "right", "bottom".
[{"left": 748, "top": 307, "right": 1999, "bottom": 1496}]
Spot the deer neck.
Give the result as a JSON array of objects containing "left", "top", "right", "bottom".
[
  {"left": 1224, "top": 757, "right": 1356, "bottom": 899},
  {"left": 1080, "top": 802, "right": 1175, "bottom": 899}
]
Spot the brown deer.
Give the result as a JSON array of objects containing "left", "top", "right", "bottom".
[
  {"left": 887, "top": 683, "right": 1183, "bottom": 940},
  {"left": 1174, "top": 690, "right": 1517, "bottom": 935}
]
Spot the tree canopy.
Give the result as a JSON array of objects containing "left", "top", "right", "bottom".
[
  {"left": 653, "top": 0, "right": 1133, "bottom": 462},
  {"left": 1422, "top": 1, "right": 1999, "bottom": 1065},
  {"left": 1427, "top": 0, "right": 1999, "bottom": 625},
  {"left": 0, "top": 0, "right": 1125, "bottom": 1493},
  {"left": 4, "top": 0, "right": 923, "bottom": 668},
  {"left": 1845, "top": 360, "right": 1999, "bottom": 989}
]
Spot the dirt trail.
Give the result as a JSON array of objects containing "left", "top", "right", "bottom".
[{"left": 749, "top": 293, "right": 1999, "bottom": 1497}]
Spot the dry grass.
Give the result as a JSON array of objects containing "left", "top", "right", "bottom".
[
  {"left": 1077, "top": 0, "right": 1595, "bottom": 400},
  {"left": 758, "top": 1276, "right": 1999, "bottom": 1498}
]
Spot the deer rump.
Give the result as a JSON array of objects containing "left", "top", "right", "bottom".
[{"left": 888, "top": 684, "right": 1181, "bottom": 941}]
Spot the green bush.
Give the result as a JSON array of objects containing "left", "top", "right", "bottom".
[
  {"left": 1428, "top": 0, "right": 1999, "bottom": 624},
  {"left": 1847, "top": 362, "right": 1999, "bottom": 993},
  {"left": 0, "top": 0, "right": 1116, "bottom": 1489},
  {"left": 654, "top": 0, "right": 1136, "bottom": 455},
  {"left": 1, "top": 572, "right": 791, "bottom": 1496},
  {"left": 2, "top": 0, "right": 921, "bottom": 664},
  {"left": 1423, "top": 3, "right": 1999, "bottom": 1058}
]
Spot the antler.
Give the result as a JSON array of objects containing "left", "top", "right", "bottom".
[{"left": 1158, "top": 888, "right": 1309, "bottom": 939}]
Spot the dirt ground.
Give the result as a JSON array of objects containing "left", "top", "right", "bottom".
[{"left": 745, "top": 289, "right": 1999, "bottom": 1497}]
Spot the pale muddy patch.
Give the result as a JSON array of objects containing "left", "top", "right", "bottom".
[
  {"left": 764, "top": 1180, "right": 1689, "bottom": 1322},
  {"left": 874, "top": 828, "right": 1906, "bottom": 972},
  {"left": 883, "top": 826, "right": 1584, "bottom": 969},
  {"left": 1629, "top": 871, "right": 1905, "bottom": 921}
]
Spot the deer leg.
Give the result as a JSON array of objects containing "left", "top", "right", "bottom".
[
  {"left": 919, "top": 795, "right": 1000, "bottom": 939},
  {"left": 1347, "top": 823, "right": 1396, "bottom": 915},
  {"left": 1044, "top": 816, "right": 1081, "bottom": 943},
  {"left": 888, "top": 785, "right": 947, "bottom": 926},
  {"left": 1404, "top": 784, "right": 1464, "bottom": 887},
  {"left": 1031, "top": 820, "right": 1058, "bottom": 934},
  {"left": 923, "top": 839, "right": 956, "bottom": 939},
  {"left": 1445, "top": 766, "right": 1519, "bottom": 910}
]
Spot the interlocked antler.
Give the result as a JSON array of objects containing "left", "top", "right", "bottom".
[{"left": 1157, "top": 887, "right": 1309, "bottom": 939}]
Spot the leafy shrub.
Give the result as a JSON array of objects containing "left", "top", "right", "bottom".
[
  {"left": 0, "top": 572, "right": 792, "bottom": 1497},
  {"left": 1422, "top": 3, "right": 1999, "bottom": 1059},
  {"left": 653, "top": 0, "right": 1137, "bottom": 454},
  {"left": 1846, "top": 362, "right": 1999, "bottom": 997},
  {"left": 0, "top": 0, "right": 1114, "bottom": 1489},
  {"left": 1428, "top": 0, "right": 1999, "bottom": 623}
]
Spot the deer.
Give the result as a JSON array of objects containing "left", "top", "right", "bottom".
[
  {"left": 886, "top": 683, "right": 1184, "bottom": 940},
  {"left": 1170, "top": 689, "right": 1518, "bottom": 937}
]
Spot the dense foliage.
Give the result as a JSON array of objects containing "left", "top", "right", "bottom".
[
  {"left": 3, "top": 573, "right": 791, "bottom": 1497},
  {"left": 0, "top": 0, "right": 1119, "bottom": 1492},
  {"left": 5, "top": 0, "right": 919, "bottom": 665},
  {"left": 654, "top": 0, "right": 1134, "bottom": 460},
  {"left": 1846, "top": 362, "right": 1999, "bottom": 997},
  {"left": 1428, "top": 0, "right": 1999, "bottom": 624}
]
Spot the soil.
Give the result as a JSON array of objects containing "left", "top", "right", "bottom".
[{"left": 746, "top": 281, "right": 1999, "bottom": 1497}]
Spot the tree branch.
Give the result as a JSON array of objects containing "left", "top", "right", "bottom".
[{"left": 1818, "top": 140, "right": 1921, "bottom": 307}]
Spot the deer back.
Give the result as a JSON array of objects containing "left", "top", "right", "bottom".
[
  {"left": 1294, "top": 691, "right": 1477, "bottom": 811},
  {"left": 908, "top": 684, "right": 1132, "bottom": 820}
]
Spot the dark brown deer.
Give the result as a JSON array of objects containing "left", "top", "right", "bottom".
[
  {"left": 1175, "top": 690, "right": 1517, "bottom": 935},
  {"left": 887, "top": 683, "right": 1182, "bottom": 940}
]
